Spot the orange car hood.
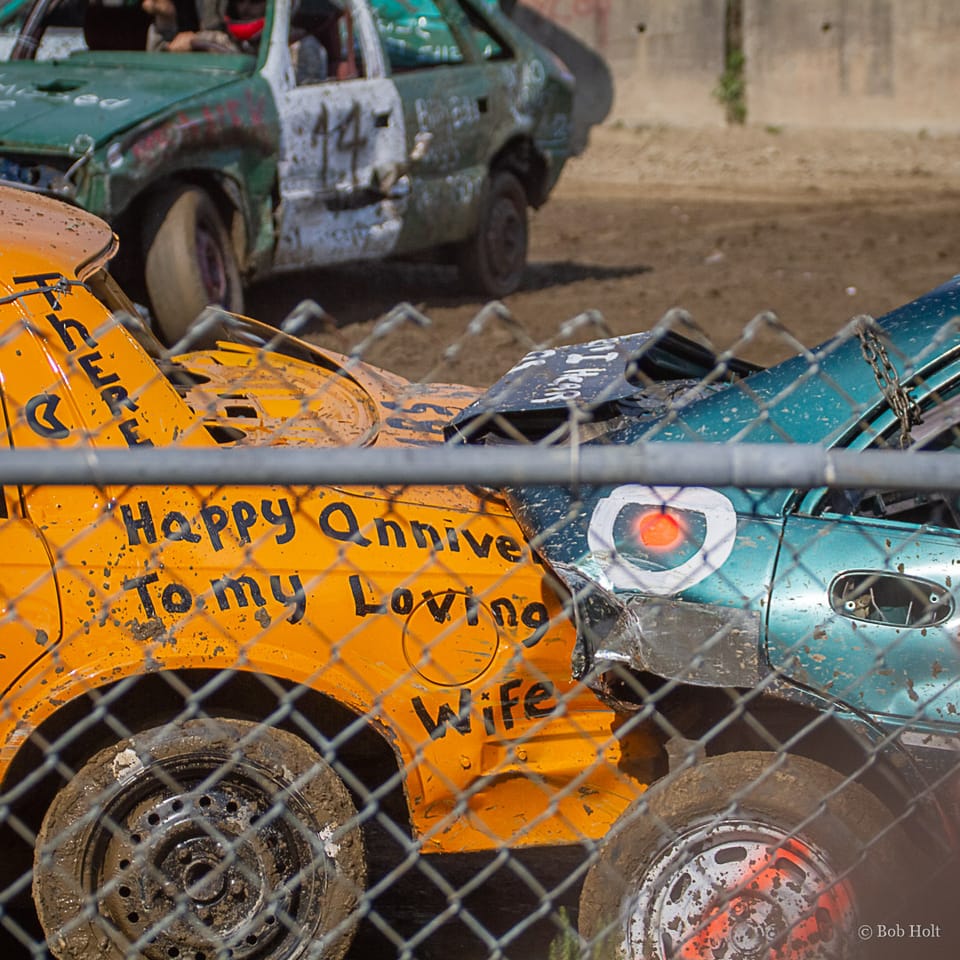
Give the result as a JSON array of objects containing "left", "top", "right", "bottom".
[{"left": 170, "top": 335, "right": 480, "bottom": 449}]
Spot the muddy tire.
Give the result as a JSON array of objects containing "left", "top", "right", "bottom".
[
  {"left": 457, "top": 170, "right": 528, "bottom": 297},
  {"left": 33, "top": 718, "right": 365, "bottom": 960},
  {"left": 143, "top": 185, "right": 243, "bottom": 345},
  {"left": 578, "top": 751, "right": 913, "bottom": 960}
]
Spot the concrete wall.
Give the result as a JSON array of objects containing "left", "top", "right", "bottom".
[
  {"left": 516, "top": 0, "right": 960, "bottom": 131},
  {"left": 516, "top": 0, "right": 727, "bottom": 128},
  {"left": 744, "top": 0, "right": 960, "bottom": 131},
  {"left": 624, "top": 0, "right": 727, "bottom": 127}
]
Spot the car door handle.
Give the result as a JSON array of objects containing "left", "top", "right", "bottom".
[{"left": 829, "top": 570, "right": 953, "bottom": 627}]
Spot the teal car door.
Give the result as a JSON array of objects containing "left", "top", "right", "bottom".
[
  {"left": 372, "top": 0, "right": 500, "bottom": 250},
  {"left": 768, "top": 510, "right": 960, "bottom": 727},
  {"left": 768, "top": 397, "right": 960, "bottom": 730}
]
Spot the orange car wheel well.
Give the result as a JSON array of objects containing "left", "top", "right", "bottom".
[{"left": 0, "top": 669, "right": 412, "bottom": 898}]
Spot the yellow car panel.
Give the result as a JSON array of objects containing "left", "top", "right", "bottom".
[{"left": 0, "top": 187, "right": 662, "bottom": 959}]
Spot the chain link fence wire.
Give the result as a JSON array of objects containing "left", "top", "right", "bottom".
[{"left": 2, "top": 284, "right": 960, "bottom": 960}]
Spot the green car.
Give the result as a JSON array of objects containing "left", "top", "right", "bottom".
[{"left": 0, "top": 0, "right": 573, "bottom": 341}]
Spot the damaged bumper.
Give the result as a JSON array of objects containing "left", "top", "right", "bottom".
[{"left": 557, "top": 564, "right": 761, "bottom": 704}]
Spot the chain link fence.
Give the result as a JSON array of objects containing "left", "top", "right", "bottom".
[{"left": 2, "top": 283, "right": 960, "bottom": 960}]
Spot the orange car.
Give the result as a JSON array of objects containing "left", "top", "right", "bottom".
[{"left": 0, "top": 186, "right": 663, "bottom": 959}]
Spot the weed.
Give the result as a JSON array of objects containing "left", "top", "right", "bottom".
[{"left": 715, "top": 49, "right": 746, "bottom": 124}]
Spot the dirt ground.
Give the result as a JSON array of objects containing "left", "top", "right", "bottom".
[{"left": 248, "top": 123, "right": 960, "bottom": 386}]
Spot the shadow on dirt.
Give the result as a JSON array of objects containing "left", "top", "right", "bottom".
[
  {"left": 0, "top": 844, "right": 589, "bottom": 960},
  {"left": 245, "top": 260, "right": 650, "bottom": 333},
  {"left": 522, "top": 260, "right": 650, "bottom": 292},
  {"left": 349, "top": 836, "right": 589, "bottom": 960}
]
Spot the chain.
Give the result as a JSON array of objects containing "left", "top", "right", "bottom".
[{"left": 857, "top": 318, "right": 922, "bottom": 448}]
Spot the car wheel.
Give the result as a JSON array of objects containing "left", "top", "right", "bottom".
[
  {"left": 143, "top": 186, "right": 244, "bottom": 345},
  {"left": 458, "top": 170, "right": 528, "bottom": 297},
  {"left": 33, "top": 718, "right": 365, "bottom": 960},
  {"left": 578, "top": 751, "right": 911, "bottom": 959}
]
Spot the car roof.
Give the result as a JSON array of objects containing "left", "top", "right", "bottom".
[{"left": 0, "top": 183, "right": 118, "bottom": 280}]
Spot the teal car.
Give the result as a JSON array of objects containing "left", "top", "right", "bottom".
[
  {"left": 452, "top": 279, "right": 960, "bottom": 958},
  {"left": 0, "top": 0, "right": 573, "bottom": 342}
]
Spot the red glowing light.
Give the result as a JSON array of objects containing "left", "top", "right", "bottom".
[{"left": 633, "top": 509, "right": 684, "bottom": 551}]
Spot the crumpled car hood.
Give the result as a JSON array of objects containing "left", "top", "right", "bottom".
[
  {"left": 448, "top": 329, "right": 759, "bottom": 443},
  {"left": 169, "top": 339, "right": 479, "bottom": 449}
]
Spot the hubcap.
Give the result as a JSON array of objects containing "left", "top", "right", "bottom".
[{"left": 628, "top": 820, "right": 854, "bottom": 960}]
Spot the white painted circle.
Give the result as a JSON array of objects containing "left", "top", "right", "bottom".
[{"left": 587, "top": 485, "right": 737, "bottom": 595}]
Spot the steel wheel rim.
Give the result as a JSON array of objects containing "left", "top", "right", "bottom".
[
  {"left": 86, "top": 754, "right": 329, "bottom": 960},
  {"left": 627, "top": 819, "right": 855, "bottom": 960},
  {"left": 196, "top": 221, "right": 228, "bottom": 304}
]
